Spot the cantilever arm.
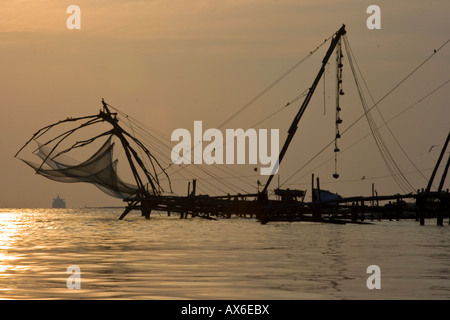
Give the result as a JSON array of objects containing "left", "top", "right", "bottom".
[
  {"left": 32, "top": 118, "right": 105, "bottom": 172},
  {"left": 14, "top": 114, "right": 101, "bottom": 158},
  {"left": 121, "top": 130, "right": 173, "bottom": 193},
  {"left": 51, "top": 130, "right": 115, "bottom": 160},
  {"left": 262, "top": 24, "right": 346, "bottom": 194}
]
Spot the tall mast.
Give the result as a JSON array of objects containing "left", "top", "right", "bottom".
[
  {"left": 100, "top": 99, "right": 150, "bottom": 197},
  {"left": 261, "top": 24, "right": 346, "bottom": 195}
]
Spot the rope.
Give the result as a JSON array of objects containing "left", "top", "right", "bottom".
[
  {"left": 343, "top": 35, "right": 415, "bottom": 193},
  {"left": 284, "top": 78, "right": 450, "bottom": 190},
  {"left": 287, "top": 166, "right": 443, "bottom": 187},
  {"left": 108, "top": 104, "right": 253, "bottom": 195},
  {"left": 280, "top": 35, "right": 449, "bottom": 190},
  {"left": 343, "top": 36, "right": 430, "bottom": 185},
  {"left": 215, "top": 33, "right": 337, "bottom": 130}
]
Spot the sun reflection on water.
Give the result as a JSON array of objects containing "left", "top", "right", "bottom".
[
  {"left": 0, "top": 211, "right": 21, "bottom": 274},
  {"left": 0, "top": 208, "right": 449, "bottom": 299}
]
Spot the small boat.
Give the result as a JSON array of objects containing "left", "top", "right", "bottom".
[
  {"left": 52, "top": 195, "right": 66, "bottom": 208},
  {"left": 313, "top": 189, "right": 342, "bottom": 203}
]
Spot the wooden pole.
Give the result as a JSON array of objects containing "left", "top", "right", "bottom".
[
  {"left": 316, "top": 177, "right": 322, "bottom": 202},
  {"left": 261, "top": 25, "right": 347, "bottom": 195},
  {"left": 361, "top": 200, "right": 365, "bottom": 221},
  {"left": 192, "top": 179, "right": 197, "bottom": 196},
  {"left": 314, "top": 175, "right": 322, "bottom": 221},
  {"left": 437, "top": 153, "right": 450, "bottom": 192},
  {"left": 376, "top": 190, "right": 381, "bottom": 221},
  {"left": 351, "top": 202, "right": 357, "bottom": 222},
  {"left": 437, "top": 202, "right": 443, "bottom": 226},
  {"left": 371, "top": 183, "right": 375, "bottom": 221},
  {"left": 417, "top": 194, "right": 425, "bottom": 226},
  {"left": 426, "top": 131, "right": 450, "bottom": 192}
]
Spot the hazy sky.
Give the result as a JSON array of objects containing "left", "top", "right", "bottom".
[{"left": 1, "top": 0, "right": 449, "bottom": 208}]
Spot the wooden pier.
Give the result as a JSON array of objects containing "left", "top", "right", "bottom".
[
  {"left": 117, "top": 184, "right": 449, "bottom": 226},
  {"left": 256, "top": 190, "right": 449, "bottom": 225}
]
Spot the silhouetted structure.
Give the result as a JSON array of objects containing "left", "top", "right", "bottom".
[{"left": 15, "top": 25, "right": 449, "bottom": 225}]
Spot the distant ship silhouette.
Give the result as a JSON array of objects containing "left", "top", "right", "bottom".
[{"left": 52, "top": 195, "right": 66, "bottom": 208}]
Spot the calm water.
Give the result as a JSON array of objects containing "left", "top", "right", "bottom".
[{"left": 0, "top": 208, "right": 449, "bottom": 300}]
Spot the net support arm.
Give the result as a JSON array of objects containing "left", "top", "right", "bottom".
[{"left": 261, "top": 24, "right": 346, "bottom": 195}]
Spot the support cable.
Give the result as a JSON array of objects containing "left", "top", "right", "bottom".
[{"left": 280, "top": 36, "right": 449, "bottom": 190}]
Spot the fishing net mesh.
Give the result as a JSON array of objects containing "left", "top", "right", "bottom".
[{"left": 21, "top": 135, "right": 139, "bottom": 199}]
